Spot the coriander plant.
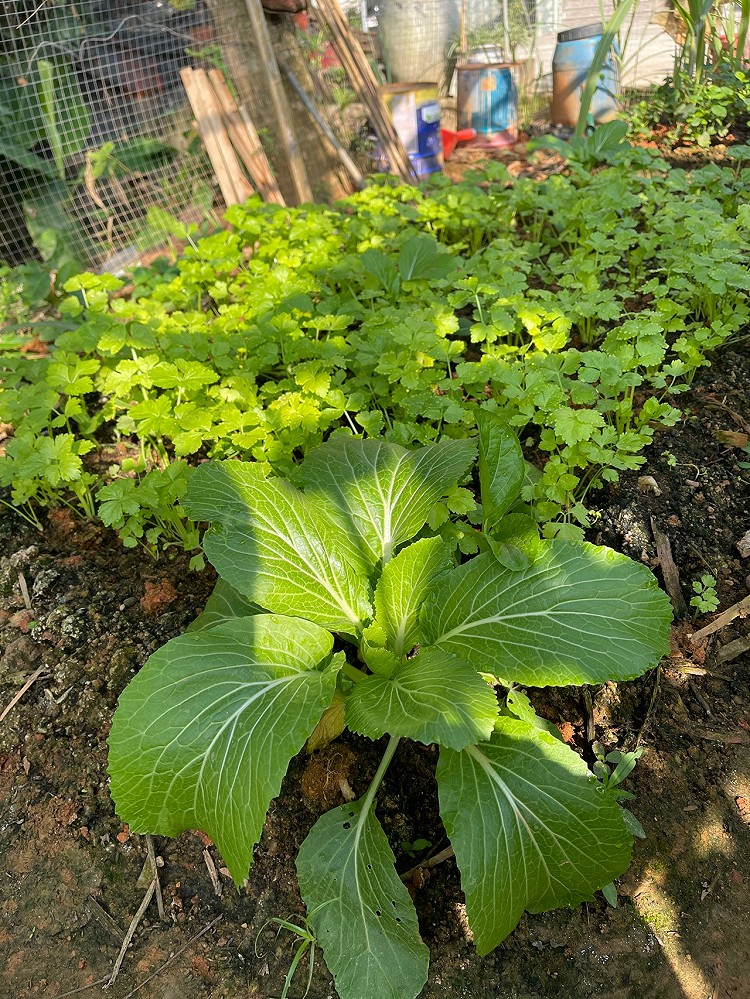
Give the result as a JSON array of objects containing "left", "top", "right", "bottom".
[{"left": 109, "top": 416, "right": 671, "bottom": 999}]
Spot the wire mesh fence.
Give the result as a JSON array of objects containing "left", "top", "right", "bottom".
[
  {"left": 0, "top": 1, "right": 233, "bottom": 270},
  {"left": 0, "top": 0, "right": 678, "bottom": 272}
]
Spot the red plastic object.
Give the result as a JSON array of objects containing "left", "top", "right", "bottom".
[{"left": 441, "top": 127, "right": 476, "bottom": 158}]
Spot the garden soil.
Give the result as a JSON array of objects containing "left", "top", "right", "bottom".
[{"left": 1, "top": 343, "right": 750, "bottom": 999}]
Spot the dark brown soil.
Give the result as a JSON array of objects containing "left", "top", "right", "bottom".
[{"left": 2, "top": 343, "right": 750, "bottom": 999}]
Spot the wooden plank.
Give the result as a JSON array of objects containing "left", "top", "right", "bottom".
[
  {"left": 241, "top": 0, "right": 312, "bottom": 204},
  {"left": 180, "top": 67, "right": 254, "bottom": 207},
  {"left": 206, "top": 69, "right": 285, "bottom": 206},
  {"left": 180, "top": 67, "right": 239, "bottom": 206}
]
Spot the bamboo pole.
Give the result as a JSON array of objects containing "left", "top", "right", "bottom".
[
  {"left": 241, "top": 0, "right": 312, "bottom": 204},
  {"left": 314, "top": 0, "right": 416, "bottom": 183}
]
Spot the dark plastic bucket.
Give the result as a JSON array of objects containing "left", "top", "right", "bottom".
[{"left": 551, "top": 23, "right": 618, "bottom": 127}]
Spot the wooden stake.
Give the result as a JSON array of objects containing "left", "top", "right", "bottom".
[
  {"left": 278, "top": 58, "right": 364, "bottom": 190},
  {"left": 207, "top": 69, "right": 285, "bottom": 205},
  {"left": 180, "top": 67, "right": 254, "bottom": 207},
  {"left": 241, "top": 0, "right": 312, "bottom": 204},
  {"left": 460, "top": 0, "right": 467, "bottom": 62}
]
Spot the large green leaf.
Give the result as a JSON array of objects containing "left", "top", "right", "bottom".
[
  {"left": 437, "top": 717, "right": 633, "bottom": 954},
  {"left": 297, "top": 797, "right": 429, "bottom": 999},
  {"left": 109, "top": 615, "right": 343, "bottom": 883},
  {"left": 37, "top": 57, "right": 90, "bottom": 177},
  {"left": 299, "top": 437, "right": 476, "bottom": 565},
  {"left": 187, "top": 578, "right": 261, "bottom": 633},
  {"left": 374, "top": 536, "right": 453, "bottom": 658},
  {"left": 421, "top": 543, "right": 672, "bottom": 686},
  {"left": 345, "top": 648, "right": 498, "bottom": 750},
  {"left": 361, "top": 249, "right": 400, "bottom": 298},
  {"left": 398, "top": 234, "right": 458, "bottom": 281},
  {"left": 476, "top": 410, "right": 524, "bottom": 532},
  {"left": 184, "top": 461, "right": 372, "bottom": 632}
]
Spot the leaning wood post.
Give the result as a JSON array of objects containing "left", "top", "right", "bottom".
[{"left": 241, "top": 0, "right": 313, "bottom": 204}]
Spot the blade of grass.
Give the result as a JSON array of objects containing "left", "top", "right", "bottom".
[{"left": 575, "top": 0, "right": 640, "bottom": 137}]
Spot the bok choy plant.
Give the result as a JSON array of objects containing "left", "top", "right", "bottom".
[{"left": 108, "top": 415, "right": 671, "bottom": 999}]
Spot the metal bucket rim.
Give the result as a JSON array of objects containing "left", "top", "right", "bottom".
[{"left": 457, "top": 62, "right": 518, "bottom": 71}]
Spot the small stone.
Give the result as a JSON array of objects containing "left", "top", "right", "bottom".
[
  {"left": 140, "top": 580, "right": 179, "bottom": 616},
  {"left": 638, "top": 475, "right": 662, "bottom": 496},
  {"left": 1, "top": 635, "right": 41, "bottom": 670},
  {"left": 9, "top": 609, "right": 35, "bottom": 632},
  {"left": 736, "top": 531, "right": 750, "bottom": 558}
]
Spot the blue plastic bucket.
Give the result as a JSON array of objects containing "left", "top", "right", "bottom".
[
  {"left": 456, "top": 63, "right": 518, "bottom": 148},
  {"left": 378, "top": 83, "right": 443, "bottom": 177},
  {"left": 551, "top": 23, "right": 619, "bottom": 126}
]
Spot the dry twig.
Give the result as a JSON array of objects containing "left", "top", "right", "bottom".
[
  {"left": 635, "top": 664, "right": 661, "bottom": 749},
  {"left": 691, "top": 594, "right": 750, "bottom": 643},
  {"left": 17, "top": 571, "right": 32, "bottom": 609},
  {"left": 146, "top": 835, "right": 165, "bottom": 920},
  {"left": 0, "top": 664, "right": 46, "bottom": 723},
  {"left": 203, "top": 847, "right": 222, "bottom": 896},
  {"left": 48, "top": 975, "right": 111, "bottom": 999},
  {"left": 105, "top": 880, "right": 156, "bottom": 988},
  {"left": 694, "top": 728, "right": 750, "bottom": 746},
  {"left": 118, "top": 915, "right": 223, "bottom": 999},
  {"left": 84, "top": 895, "right": 125, "bottom": 941},
  {"left": 716, "top": 636, "right": 750, "bottom": 663},
  {"left": 651, "top": 518, "right": 688, "bottom": 618},
  {"left": 400, "top": 845, "right": 455, "bottom": 884}
]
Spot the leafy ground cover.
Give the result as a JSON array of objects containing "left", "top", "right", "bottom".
[
  {"left": 2, "top": 147, "right": 749, "bottom": 558},
  {"left": 2, "top": 136, "right": 750, "bottom": 998},
  {"left": 1, "top": 343, "right": 749, "bottom": 998}
]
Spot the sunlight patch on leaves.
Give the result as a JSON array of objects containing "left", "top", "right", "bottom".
[
  {"left": 345, "top": 648, "right": 498, "bottom": 750},
  {"left": 108, "top": 615, "right": 343, "bottom": 883},
  {"left": 184, "top": 461, "right": 372, "bottom": 632},
  {"left": 421, "top": 543, "right": 672, "bottom": 686},
  {"left": 299, "top": 436, "right": 476, "bottom": 565},
  {"left": 374, "top": 536, "right": 453, "bottom": 658}
]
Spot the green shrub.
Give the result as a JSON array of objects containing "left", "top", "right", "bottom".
[{"left": 108, "top": 425, "right": 672, "bottom": 999}]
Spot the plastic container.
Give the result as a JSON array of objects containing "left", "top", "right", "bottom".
[
  {"left": 456, "top": 63, "right": 518, "bottom": 148},
  {"left": 378, "top": 83, "right": 443, "bottom": 177},
  {"left": 378, "top": 0, "right": 458, "bottom": 83},
  {"left": 551, "top": 23, "right": 619, "bottom": 127}
]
